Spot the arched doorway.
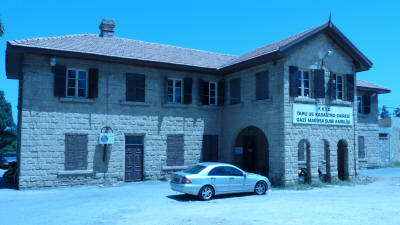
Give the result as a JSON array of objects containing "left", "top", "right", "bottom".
[
  {"left": 233, "top": 126, "right": 269, "bottom": 177},
  {"left": 298, "top": 139, "right": 311, "bottom": 183},
  {"left": 323, "top": 139, "right": 331, "bottom": 182},
  {"left": 337, "top": 140, "right": 349, "bottom": 180}
]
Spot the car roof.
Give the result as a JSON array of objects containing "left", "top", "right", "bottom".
[{"left": 197, "top": 162, "right": 236, "bottom": 167}]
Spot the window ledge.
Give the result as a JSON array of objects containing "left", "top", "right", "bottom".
[
  {"left": 162, "top": 103, "right": 189, "bottom": 108},
  {"left": 120, "top": 100, "right": 151, "bottom": 106},
  {"left": 252, "top": 99, "right": 272, "bottom": 105},
  {"left": 330, "top": 100, "right": 352, "bottom": 106},
  {"left": 58, "top": 170, "right": 93, "bottom": 176},
  {"left": 294, "top": 97, "right": 316, "bottom": 103},
  {"left": 227, "top": 102, "right": 244, "bottom": 108},
  {"left": 199, "top": 105, "right": 221, "bottom": 110},
  {"left": 59, "top": 97, "right": 94, "bottom": 104},
  {"left": 162, "top": 166, "right": 188, "bottom": 171}
]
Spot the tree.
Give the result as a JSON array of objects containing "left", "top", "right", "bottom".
[
  {"left": 0, "top": 91, "right": 16, "bottom": 151},
  {"left": 0, "top": 17, "right": 4, "bottom": 37},
  {"left": 380, "top": 105, "right": 390, "bottom": 119},
  {"left": 394, "top": 107, "right": 400, "bottom": 117}
]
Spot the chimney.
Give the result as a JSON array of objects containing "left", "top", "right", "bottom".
[{"left": 99, "top": 18, "right": 116, "bottom": 38}]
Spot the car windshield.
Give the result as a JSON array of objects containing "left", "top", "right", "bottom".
[
  {"left": 2, "top": 152, "right": 16, "bottom": 157},
  {"left": 183, "top": 165, "right": 206, "bottom": 174}
]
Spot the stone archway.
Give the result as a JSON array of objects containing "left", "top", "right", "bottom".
[
  {"left": 298, "top": 139, "right": 311, "bottom": 183},
  {"left": 233, "top": 126, "right": 269, "bottom": 177},
  {"left": 323, "top": 139, "right": 331, "bottom": 182},
  {"left": 337, "top": 139, "right": 349, "bottom": 180}
]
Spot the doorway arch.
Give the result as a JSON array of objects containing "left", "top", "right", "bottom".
[
  {"left": 233, "top": 126, "right": 269, "bottom": 177},
  {"left": 323, "top": 139, "right": 331, "bottom": 182},
  {"left": 337, "top": 139, "right": 349, "bottom": 180},
  {"left": 298, "top": 139, "right": 311, "bottom": 183}
]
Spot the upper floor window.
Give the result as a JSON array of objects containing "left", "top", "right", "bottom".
[
  {"left": 297, "top": 69, "right": 312, "bottom": 97},
  {"left": 66, "top": 69, "right": 88, "bottom": 98},
  {"left": 230, "top": 78, "right": 241, "bottom": 104},
  {"left": 208, "top": 81, "right": 217, "bottom": 105},
  {"left": 167, "top": 78, "right": 182, "bottom": 103},
  {"left": 334, "top": 74, "right": 345, "bottom": 100},
  {"left": 126, "top": 73, "right": 145, "bottom": 102},
  {"left": 256, "top": 71, "right": 269, "bottom": 100},
  {"left": 357, "top": 95, "right": 371, "bottom": 114}
]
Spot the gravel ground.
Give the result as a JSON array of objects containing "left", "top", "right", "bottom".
[{"left": 0, "top": 168, "right": 399, "bottom": 225}]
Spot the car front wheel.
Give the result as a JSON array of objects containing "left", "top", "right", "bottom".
[
  {"left": 198, "top": 185, "right": 214, "bottom": 201},
  {"left": 254, "top": 181, "right": 267, "bottom": 195}
]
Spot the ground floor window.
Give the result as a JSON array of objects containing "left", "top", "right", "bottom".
[
  {"left": 166, "top": 134, "right": 184, "bottom": 166},
  {"left": 65, "top": 134, "right": 88, "bottom": 170}
]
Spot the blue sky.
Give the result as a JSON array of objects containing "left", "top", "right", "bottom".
[{"left": 1, "top": 0, "right": 399, "bottom": 122}]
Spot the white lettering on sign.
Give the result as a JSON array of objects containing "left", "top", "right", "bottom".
[{"left": 293, "top": 103, "right": 353, "bottom": 126}]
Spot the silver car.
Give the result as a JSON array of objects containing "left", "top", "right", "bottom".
[{"left": 170, "top": 162, "right": 271, "bottom": 200}]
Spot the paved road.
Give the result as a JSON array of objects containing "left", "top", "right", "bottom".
[{"left": 0, "top": 168, "right": 399, "bottom": 225}]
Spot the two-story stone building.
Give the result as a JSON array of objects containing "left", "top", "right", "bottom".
[{"left": 5, "top": 18, "right": 389, "bottom": 189}]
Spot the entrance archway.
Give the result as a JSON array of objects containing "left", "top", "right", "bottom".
[
  {"left": 233, "top": 126, "right": 269, "bottom": 177},
  {"left": 298, "top": 139, "right": 311, "bottom": 183},
  {"left": 323, "top": 139, "right": 331, "bottom": 182},
  {"left": 337, "top": 139, "right": 349, "bottom": 180}
]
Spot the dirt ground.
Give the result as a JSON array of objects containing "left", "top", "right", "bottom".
[{"left": 0, "top": 168, "right": 399, "bottom": 225}]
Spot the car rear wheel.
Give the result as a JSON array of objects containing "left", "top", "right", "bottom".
[
  {"left": 254, "top": 181, "right": 267, "bottom": 195},
  {"left": 198, "top": 185, "right": 214, "bottom": 201}
]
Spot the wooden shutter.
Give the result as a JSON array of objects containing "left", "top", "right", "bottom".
[
  {"left": 164, "top": 77, "right": 169, "bottom": 103},
  {"left": 136, "top": 74, "right": 145, "bottom": 102},
  {"left": 65, "top": 134, "right": 88, "bottom": 170},
  {"left": 88, "top": 68, "right": 99, "bottom": 99},
  {"left": 313, "top": 69, "right": 325, "bottom": 98},
  {"left": 183, "top": 77, "right": 192, "bottom": 104},
  {"left": 346, "top": 74, "right": 355, "bottom": 102},
  {"left": 328, "top": 72, "right": 336, "bottom": 100},
  {"left": 230, "top": 78, "right": 241, "bottom": 104},
  {"left": 256, "top": 71, "right": 269, "bottom": 100},
  {"left": 54, "top": 65, "right": 67, "bottom": 97},
  {"left": 289, "top": 66, "right": 299, "bottom": 97},
  {"left": 363, "top": 95, "right": 371, "bottom": 114},
  {"left": 198, "top": 79, "right": 209, "bottom": 105},
  {"left": 126, "top": 73, "right": 135, "bottom": 101},
  {"left": 218, "top": 79, "right": 225, "bottom": 106},
  {"left": 202, "top": 135, "right": 218, "bottom": 162},
  {"left": 166, "top": 134, "right": 184, "bottom": 166}
]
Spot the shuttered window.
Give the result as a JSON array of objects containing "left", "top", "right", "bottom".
[
  {"left": 334, "top": 74, "right": 345, "bottom": 100},
  {"left": 166, "top": 134, "right": 184, "bottom": 166},
  {"left": 289, "top": 66, "right": 300, "bottom": 97},
  {"left": 217, "top": 79, "right": 225, "bottom": 106},
  {"left": 297, "top": 69, "right": 312, "bottom": 97},
  {"left": 357, "top": 95, "right": 371, "bottom": 114},
  {"left": 358, "top": 136, "right": 365, "bottom": 159},
  {"left": 230, "top": 78, "right": 241, "bottom": 104},
  {"left": 126, "top": 73, "right": 145, "bottom": 102},
  {"left": 256, "top": 71, "right": 269, "bottom": 100},
  {"left": 313, "top": 69, "right": 325, "bottom": 98},
  {"left": 183, "top": 77, "right": 192, "bottom": 104},
  {"left": 54, "top": 66, "right": 98, "bottom": 99},
  {"left": 202, "top": 135, "right": 218, "bottom": 162},
  {"left": 346, "top": 74, "right": 355, "bottom": 102},
  {"left": 66, "top": 69, "right": 88, "bottom": 97},
  {"left": 65, "top": 134, "right": 88, "bottom": 170},
  {"left": 167, "top": 79, "right": 183, "bottom": 104}
]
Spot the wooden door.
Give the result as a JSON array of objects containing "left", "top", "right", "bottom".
[{"left": 125, "top": 145, "right": 143, "bottom": 182}]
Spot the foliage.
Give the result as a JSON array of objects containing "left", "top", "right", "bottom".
[
  {"left": 380, "top": 105, "right": 390, "bottom": 119},
  {"left": 0, "top": 90, "right": 17, "bottom": 151},
  {"left": 0, "top": 18, "right": 4, "bottom": 37},
  {"left": 394, "top": 107, "right": 400, "bottom": 117}
]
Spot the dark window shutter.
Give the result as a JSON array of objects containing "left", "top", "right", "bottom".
[
  {"left": 88, "top": 68, "right": 99, "bottom": 99},
  {"left": 183, "top": 77, "right": 192, "bottom": 104},
  {"left": 126, "top": 73, "right": 136, "bottom": 101},
  {"left": 164, "top": 76, "right": 168, "bottom": 103},
  {"left": 313, "top": 69, "right": 325, "bottom": 98},
  {"left": 198, "top": 79, "right": 209, "bottom": 105},
  {"left": 346, "top": 74, "right": 355, "bottom": 102},
  {"left": 328, "top": 72, "right": 336, "bottom": 100},
  {"left": 230, "top": 78, "right": 241, "bottom": 104},
  {"left": 166, "top": 134, "right": 184, "bottom": 166},
  {"left": 289, "top": 66, "right": 299, "bottom": 97},
  {"left": 65, "top": 134, "right": 88, "bottom": 170},
  {"left": 256, "top": 71, "right": 269, "bottom": 100},
  {"left": 54, "top": 65, "right": 67, "bottom": 97},
  {"left": 363, "top": 95, "right": 371, "bottom": 114},
  {"left": 136, "top": 74, "right": 145, "bottom": 102},
  {"left": 218, "top": 79, "right": 225, "bottom": 106}
]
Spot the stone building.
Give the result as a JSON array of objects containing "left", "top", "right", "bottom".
[
  {"left": 5, "top": 19, "right": 389, "bottom": 189},
  {"left": 379, "top": 117, "right": 400, "bottom": 165}
]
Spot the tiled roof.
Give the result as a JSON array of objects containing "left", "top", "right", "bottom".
[
  {"left": 357, "top": 79, "right": 390, "bottom": 93},
  {"left": 8, "top": 34, "right": 237, "bottom": 69}
]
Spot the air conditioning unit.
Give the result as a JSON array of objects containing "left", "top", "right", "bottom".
[{"left": 99, "top": 133, "right": 114, "bottom": 145}]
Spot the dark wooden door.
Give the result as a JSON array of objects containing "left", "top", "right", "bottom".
[
  {"left": 243, "top": 136, "right": 256, "bottom": 173},
  {"left": 202, "top": 135, "right": 218, "bottom": 162},
  {"left": 125, "top": 145, "right": 143, "bottom": 182}
]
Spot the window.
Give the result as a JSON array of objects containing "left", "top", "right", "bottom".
[
  {"left": 65, "top": 134, "right": 88, "bottom": 170},
  {"left": 335, "top": 74, "right": 345, "bottom": 100},
  {"left": 208, "top": 166, "right": 227, "bottom": 176},
  {"left": 126, "top": 73, "right": 145, "bottom": 102},
  {"left": 358, "top": 136, "right": 365, "bottom": 159},
  {"left": 209, "top": 81, "right": 217, "bottom": 105},
  {"left": 256, "top": 71, "right": 269, "bottom": 100},
  {"left": 379, "top": 133, "right": 388, "bottom": 138},
  {"left": 297, "top": 69, "right": 312, "bottom": 97},
  {"left": 66, "top": 69, "right": 88, "bottom": 97},
  {"left": 167, "top": 79, "right": 182, "bottom": 103},
  {"left": 224, "top": 166, "right": 243, "bottom": 176},
  {"left": 357, "top": 95, "right": 371, "bottom": 114},
  {"left": 183, "top": 165, "right": 206, "bottom": 174},
  {"left": 166, "top": 134, "right": 184, "bottom": 166},
  {"left": 230, "top": 78, "right": 241, "bottom": 104}
]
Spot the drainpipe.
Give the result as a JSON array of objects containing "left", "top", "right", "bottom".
[{"left": 353, "top": 70, "right": 357, "bottom": 177}]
